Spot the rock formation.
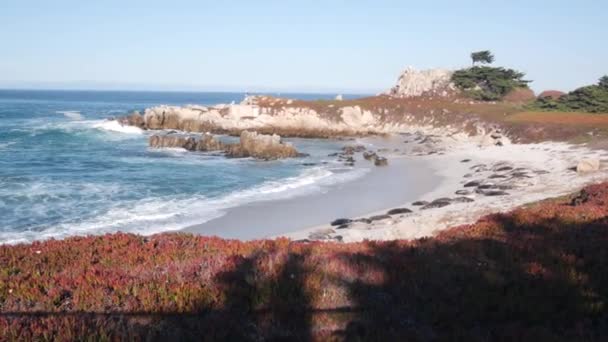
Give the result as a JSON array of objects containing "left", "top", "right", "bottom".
[
  {"left": 386, "top": 67, "right": 456, "bottom": 98},
  {"left": 148, "top": 131, "right": 300, "bottom": 160},
  {"left": 225, "top": 131, "right": 300, "bottom": 159},
  {"left": 577, "top": 159, "right": 601, "bottom": 173},
  {"left": 119, "top": 112, "right": 145, "bottom": 128}
]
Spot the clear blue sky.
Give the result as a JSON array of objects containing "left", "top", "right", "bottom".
[{"left": 1, "top": 0, "right": 606, "bottom": 93}]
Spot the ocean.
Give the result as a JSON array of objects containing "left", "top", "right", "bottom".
[{"left": 0, "top": 90, "right": 367, "bottom": 244}]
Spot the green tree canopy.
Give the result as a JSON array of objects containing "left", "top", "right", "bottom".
[
  {"left": 471, "top": 50, "right": 495, "bottom": 66},
  {"left": 452, "top": 66, "right": 530, "bottom": 101},
  {"left": 599, "top": 75, "right": 608, "bottom": 89}
]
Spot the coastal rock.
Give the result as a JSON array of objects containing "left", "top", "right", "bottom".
[
  {"left": 478, "top": 190, "right": 509, "bottom": 196},
  {"left": 363, "top": 151, "right": 377, "bottom": 161},
  {"left": 374, "top": 157, "right": 388, "bottom": 167},
  {"left": 225, "top": 131, "right": 300, "bottom": 160},
  {"left": 149, "top": 131, "right": 300, "bottom": 160},
  {"left": 369, "top": 214, "right": 391, "bottom": 222},
  {"left": 387, "top": 208, "right": 412, "bottom": 215},
  {"left": 421, "top": 199, "right": 451, "bottom": 210},
  {"left": 464, "top": 181, "right": 481, "bottom": 187},
  {"left": 570, "top": 189, "right": 590, "bottom": 206},
  {"left": 331, "top": 218, "right": 352, "bottom": 226},
  {"left": 412, "top": 201, "right": 429, "bottom": 206},
  {"left": 386, "top": 67, "right": 456, "bottom": 98},
  {"left": 119, "top": 112, "right": 145, "bottom": 128},
  {"left": 452, "top": 197, "right": 474, "bottom": 203},
  {"left": 455, "top": 190, "right": 471, "bottom": 195},
  {"left": 576, "top": 159, "right": 601, "bottom": 173},
  {"left": 149, "top": 135, "right": 211, "bottom": 151}
]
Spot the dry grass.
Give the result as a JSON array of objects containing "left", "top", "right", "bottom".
[{"left": 506, "top": 111, "right": 608, "bottom": 127}]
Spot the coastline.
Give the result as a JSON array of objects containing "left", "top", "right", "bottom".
[
  {"left": 280, "top": 136, "right": 608, "bottom": 242},
  {"left": 182, "top": 136, "right": 443, "bottom": 240}
]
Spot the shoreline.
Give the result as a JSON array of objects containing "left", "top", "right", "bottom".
[
  {"left": 279, "top": 136, "right": 608, "bottom": 243},
  {"left": 182, "top": 136, "right": 443, "bottom": 240}
]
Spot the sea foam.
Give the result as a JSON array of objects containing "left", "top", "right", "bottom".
[
  {"left": 92, "top": 120, "right": 143, "bottom": 134},
  {"left": 0, "top": 166, "right": 368, "bottom": 244},
  {"left": 56, "top": 110, "right": 83, "bottom": 120}
]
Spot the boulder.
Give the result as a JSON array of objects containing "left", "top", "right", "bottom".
[
  {"left": 149, "top": 131, "right": 300, "bottom": 160},
  {"left": 412, "top": 201, "right": 429, "bottom": 206},
  {"left": 119, "top": 112, "right": 145, "bottom": 128},
  {"left": 576, "top": 159, "right": 600, "bottom": 173},
  {"left": 226, "top": 131, "right": 300, "bottom": 160},
  {"left": 369, "top": 214, "right": 391, "bottom": 222},
  {"left": 374, "top": 157, "right": 388, "bottom": 167},
  {"left": 421, "top": 199, "right": 451, "bottom": 210},
  {"left": 363, "top": 151, "right": 377, "bottom": 161},
  {"left": 387, "top": 208, "right": 412, "bottom": 215},
  {"left": 331, "top": 218, "right": 352, "bottom": 226}
]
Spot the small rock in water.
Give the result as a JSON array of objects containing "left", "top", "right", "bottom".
[
  {"left": 464, "top": 181, "right": 481, "bottom": 187},
  {"left": 374, "top": 157, "right": 388, "bottom": 167},
  {"left": 363, "top": 151, "right": 377, "bottom": 161},
  {"left": 331, "top": 218, "right": 352, "bottom": 226},
  {"left": 460, "top": 159, "right": 471, "bottom": 163},
  {"left": 387, "top": 208, "right": 413, "bottom": 215},
  {"left": 489, "top": 174, "right": 507, "bottom": 179},
  {"left": 355, "top": 218, "right": 372, "bottom": 224},
  {"left": 455, "top": 190, "right": 471, "bottom": 195},
  {"left": 494, "top": 166, "right": 513, "bottom": 172}
]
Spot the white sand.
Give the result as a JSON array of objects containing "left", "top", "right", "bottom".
[{"left": 281, "top": 136, "right": 608, "bottom": 243}]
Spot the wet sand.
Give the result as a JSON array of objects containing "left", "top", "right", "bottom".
[{"left": 183, "top": 155, "right": 441, "bottom": 239}]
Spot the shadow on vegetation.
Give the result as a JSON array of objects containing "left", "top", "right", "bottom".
[{"left": 2, "top": 188, "right": 608, "bottom": 341}]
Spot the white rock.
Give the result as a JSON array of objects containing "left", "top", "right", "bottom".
[
  {"left": 386, "top": 67, "right": 455, "bottom": 98},
  {"left": 577, "top": 159, "right": 601, "bottom": 173},
  {"left": 335, "top": 94, "right": 343, "bottom": 101}
]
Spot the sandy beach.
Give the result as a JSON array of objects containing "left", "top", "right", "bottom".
[
  {"left": 183, "top": 136, "right": 442, "bottom": 239},
  {"left": 181, "top": 128, "right": 608, "bottom": 244},
  {"left": 282, "top": 134, "right": 608, "bottom": 242}
]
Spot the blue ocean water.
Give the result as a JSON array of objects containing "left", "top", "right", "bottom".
[{"left": 0, "top": 90, "right": 366, "bottom": 244}]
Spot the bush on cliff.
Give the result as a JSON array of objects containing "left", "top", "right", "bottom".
[
  {"left": 2, "top": 182, "right": 608, "bottom": 340},
  {"left": 452, "top": 66, "right": 531, "bottom": 101},
  {"left": 531, "top": 76, "right": 608, "bottom": 113},
  {"left": 452, "top": 50, "right": 531, "bottom": 101}
]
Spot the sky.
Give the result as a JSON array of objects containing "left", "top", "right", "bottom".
[{"left": 1, "top": 0, "right": 607, "bottom": 94}]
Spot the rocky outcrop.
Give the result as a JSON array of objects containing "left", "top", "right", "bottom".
[
  {"left": 386, "top": 67, "right": 456, "bottom": 98},
  {"left": 119, "top": 112, "right": 145, "bottom": 128},
  {"left": 225, "top": 131, "right": 300, "bottom": 159},
  {"left": 577, "top": 159, "right": 601, "bottom": 173},
  {"left": 149, "top": 131, "right": 300, "bottom": 160},
  {"left": 149, "top": 134, "right": 223, "bottom": 152}
]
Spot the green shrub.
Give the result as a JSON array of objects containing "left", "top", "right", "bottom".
[
  {"left": 531, "top": 76, "right": 608, "bottom": 113},
  {"left": 452, "top": 66, "right": 531, "bottom": 101}
]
